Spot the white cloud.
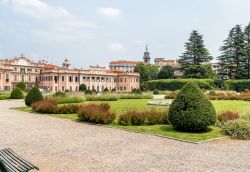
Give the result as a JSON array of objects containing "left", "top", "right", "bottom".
[
  {"left": 2, "top": 0, "right": 69, "bottom": 19},
  {"left": 98, "top": 7, "right": 121, "bottom": 17},
  {"left": 33, "top": 19, "right": 95, "bottom": 42},
  {"left": 108, "top": 42, "right": 127, "bottom": 53},
  {"left": 1, "top": 0, "right": 96, "bottom": 42}
]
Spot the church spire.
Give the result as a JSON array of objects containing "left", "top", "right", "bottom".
[{"left": 143, "top": 44, "right": 151, "bottom": 64}]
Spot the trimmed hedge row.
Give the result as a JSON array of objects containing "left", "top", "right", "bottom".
[
  {"left": 148, "top": 79, "right": 214, "bottom": 91},
  {"left": 224, "top": 80, "right": 250, "bottom": 92}
]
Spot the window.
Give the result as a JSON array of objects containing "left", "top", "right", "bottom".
[
  {"left": 0, "top": 73, "right": 2, "bottom": 80},
  {"left": 6, "top": 74, "right": 10, "bottom": 82},
  {"left": 83, "top": 77, "right": 86, "bottom": 82},
  {"left": 69, "top": 76, "right": 72, "bottom": 82},
  {"left": 54, "top": 76, "right": 58, "bottom": 83},
  {"left": 70, "top": 86, "right": 72, "bottom": 91},
  {"left": 55, "top": 86, "right": 58, "bottom": 92},
  {"left": 14, "top": 75, "right": 17, "bottom": 81},
  {"left": 62, "top": 76, "right": 64, "bottom": 81},
  {"left": 75, "top": 77, "right": 78, "bottom": 82},
  {"left": 35, "top": 69, "right": 38, "bottom": 72},
  {"left": 62, "top": 86, "right": 65, "bottom": 91},
  {"left": 28, "top": 75, "right": 31, "bottom": 81}
]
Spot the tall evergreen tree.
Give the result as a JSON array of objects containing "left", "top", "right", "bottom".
[
  {"left": 178, "top": 30, "right": 213, "bottom": 78},
  {"left": 245, "top": 22, "right": 250, "bottom": 78},
  {"left": 218, "top": 25, "right": 246, "bottom": 79}
]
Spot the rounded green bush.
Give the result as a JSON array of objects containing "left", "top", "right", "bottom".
[
  {"left": 169, "top": 82, "right": 216, "bottom": 131},
  {"left": 25, "top": 87, "right": 43, "bottom": 106},
  {"left": 16, "top": 82, "right": 26, "bottom": 91},
  {"left": 79, "top": 84, "right": 87, "bottom": 92},
  {"left": 10, "top": 87, "right": 24, "bottom": 99},
  {"left": 153, "top": 89, "right": 159, "bottom": 95}
]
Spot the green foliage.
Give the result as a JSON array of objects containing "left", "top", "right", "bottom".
[
  {"left": 79, "top": 84, "right": 87, "bottom": 92},
  {"left": 208, "top": 90, "right": 216, "bottom": 96},
  {"left": 218, "top": 25, "right": 248, "bottom": 79},
  {"left": 131, "top": 88, "right": 142, "bottom": 94},
  {"left": 25, "top": 87, "right": 43, "bottom": 106},
  {"left": 118, "top": 94, "right": 153, "bottom": 99},
  {"left": 0, "top": 92, "right": 10, "bottom": 100},
  {"left": 10, "top": 87, "right": 24, "bottom": 99},
  {"left": 53, "top": 91, "right": 66, "bottom": 97},
  {"left": 53, "top": 96, "right": 84, "bottom": 104},
  {"left": 169, "top": 82, "right": 216, "bottom": 131},
  {"left": 134, "top": 63, "right": 159, "bottom": 90},
  {"left": 178, "top": 30, "right": 213, "bottom": 78},
  {"left": 16, "top": 82, "right": 26, "bottom": 91},
  {"left": 222, "top": 120, "right": 250, "bottom": 140},
  {"left": 153, "top": 89, "right": 159, "bottom": 95},
  {"left": 103, "top": 87, "right": 109, "bottom": 93},
  {"left": 85, "top": 89, "right": 92, "bottom": 95},
  {"left": 223, "top": 83, "right": 229, "bottom": 90},
  {"left": 85, "top": 95, "right": 118, "bottom": 101},
  {"left": 148, "top": 79, "right": 214, "bottom": 91},
  {"left": 158, "top": 65, "right": 174, "bottom": 79},
  {"left": 224, "top": 80, "right": 250, "bottom": 92}
]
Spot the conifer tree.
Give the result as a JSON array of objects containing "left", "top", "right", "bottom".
[
  {"left": 218, "top": 25, "right": 246, "bottom": 79},
  {"left": 245, "top": 22, "right": 250, "bottom": 78},
  {"left": 178, "top": 30, "right": 213, "bottom": 78}
]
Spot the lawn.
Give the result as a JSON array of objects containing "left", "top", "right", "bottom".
[
  {"left": 111, "top": 125, "right": 224, "bottom": 142},
  {"left": 14, "top": 99, "right": 250, "bottom": 142},
  {"left": 0, "top": 92, "right": 10, "bottom": 100}
]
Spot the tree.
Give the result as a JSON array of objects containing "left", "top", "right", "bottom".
[
  {"left": 158, "top": 65, "right": 174, "bottom": 79},
  {"left": 134, "top": 63, "right": 159, "bottom": 90},
  {"left": 168, "top": 82, "right": 216, "bottom": 131},
  {"left": 218, "top": 25, "right": 246, "bottom": 79},
  {"left": 10, "top": 87, "right": 24, "bottom": 99},
  {"left": 25, "top": 87, "right": 43, "bottom": 106},
  {"left": 245, "top": 22, "right": 250, "bottom": 78},
  {"left": 16, "top": 82, "right": 26, "bottom": 91},
  {"left": 178, "top": 30, "right": 213, "bottom": 78},
  {"left": 79, "top": 83, "right": 87, "bottom": 92}
]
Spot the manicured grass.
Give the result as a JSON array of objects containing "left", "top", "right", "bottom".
[
  {"left": 212, "top": 100, "right": 250, "bottom": 115},
  {"left": 14, "top": 107, "right": 32, "bottom": 112},
  {"left": 110, "top": 125, "right": 224, "bottom": 142},
  {"left": 47, "top": 113, "right": 78, "bottom": 120},
  {"left": 0, "top": 92, "right": 10, "bottom": 100}
]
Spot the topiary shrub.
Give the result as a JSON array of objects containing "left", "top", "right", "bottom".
[
  {"left": 103, "top": 87, "right": 109, "bottom": 93},
  {"left": 153, "top": 89, "right": 159, "bottom": 95},
  {"left": 222, "top": 120, "right": 250, "bottom": 140},
  {"left": 168, "top": 82, "right": 216, "bottom": 132},
  {"left": 25, "top": 87, "right": 43, "bottom": 106},
  {"left": 10, "top": 87, "right": 24, "bottom": 99},
  {"left": 79, "top": 84, "right": 87, "bottom": 92},
  {"left": 16, "top": 82, "right": 26, "bottom": 91},
  {"left": 53, "top": 91, "right": 66, "bottom": 97}
]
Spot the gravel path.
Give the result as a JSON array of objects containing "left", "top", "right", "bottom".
[{"left": 0, "top": 100, "right": 249, "bottom": 172}]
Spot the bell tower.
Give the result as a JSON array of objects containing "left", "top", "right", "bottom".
[
  {"left": 62, "top": 58, "right": 70, "bottom": 69},
  {"left": 143, "top": 45, "right": 151, "bottom": 64}
]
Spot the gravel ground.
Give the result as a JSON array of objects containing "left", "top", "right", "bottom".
[{"left": 0, "top": 99, "right": 249, "bottom": 172}]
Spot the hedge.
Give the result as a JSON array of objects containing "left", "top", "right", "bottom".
[
  {"left": 148, "top": 79, "right": 214, "bottom": 91},
  {"left": 224, "top": 80, "right": 250, "bottom": 92}
]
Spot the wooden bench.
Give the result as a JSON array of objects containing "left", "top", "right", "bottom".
[{"left": 0, "top": 148, "right": 39, "bottom": 172}]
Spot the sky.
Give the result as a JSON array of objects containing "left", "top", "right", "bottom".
[{"left": 0, "top": 0, "right": 250, "bottom": 68}]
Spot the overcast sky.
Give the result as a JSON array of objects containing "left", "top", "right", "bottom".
[{"left": 0, "top": 0, "right": 250, "bottom": 68}]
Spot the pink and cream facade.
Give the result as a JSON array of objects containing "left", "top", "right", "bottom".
[{"left": 0, "top": 56, "right": 140, "bottom": 92}]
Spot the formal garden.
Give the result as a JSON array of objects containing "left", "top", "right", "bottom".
[{"left": 6, "top": 80, "right": 249, "bottom": 143}]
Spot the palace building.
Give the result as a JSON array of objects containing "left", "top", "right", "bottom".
[{"left": 0, "top": 55, "right": 140, "bottom": 92}]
